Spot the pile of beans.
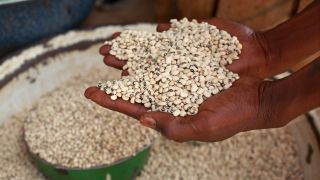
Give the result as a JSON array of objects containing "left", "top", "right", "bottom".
[
  {"left": 0, "top": 68, "right": 303, "bottom": 179},
  {"left": 137, "top": 132, "right": 303, "bottom": 180},
  {"left": 24, "top": 68, "right": 158, "bottom": 168},
  {"left": 99, "top": 18, "right": 242, "bottom": 116},
  {"left": 0, "top": 115, "right": 44, "bottom": 180}
]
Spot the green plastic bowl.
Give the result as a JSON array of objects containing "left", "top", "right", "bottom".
[{"left": 28, "top": 145, "right": 151, "bottom": 180}]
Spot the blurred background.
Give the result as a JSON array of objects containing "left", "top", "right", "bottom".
[
  {"left": 0, "top": 0, "right": 315, "bottom": 64},
  {"left": 0, "top": 1, "right": 319, "bottom": 179}
]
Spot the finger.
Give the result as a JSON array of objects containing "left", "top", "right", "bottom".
[
  {"left": 157, "top": 23, "right": 171, "bottom": 32},
  {"left": 112, "top": 32, "right": 121, "bottom": 39},
  {"left": 104, "top": 55, "right": 127, "bottom": 70},
  {"left": 225, "top": 44, "right": 255, "bottom": 77},
  {"left": 101, "top": 32, "right": 127, "bottom": 70},
  {"left": 99, "top": 45, "right": 111, "bottom": 56},
  {"left": 139, "top": 112, "right": 198, "bottom": 142},
  {"left": 84, "top": 87, "right": 147, "bottom": 119},
  {"left": 121, "top": 70, "right": 129, "bottom": 76},
  {"left": 100, "top": 32, "right": 121, "bottom": 55},
  {"left": 139, "top": 112, "right": 173, "bottom": 130},
  {"left": 225, "top": 62, "right": 243, "bottom": 75},
  {"left": 187, "top": 110, "right": 243, "bottom": 142}
]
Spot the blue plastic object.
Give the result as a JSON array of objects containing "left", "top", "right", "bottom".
[{"left": 0, "top": 0, "right": 94, "bottom": 61}]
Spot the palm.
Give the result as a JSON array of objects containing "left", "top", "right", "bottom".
[
  {"left": 205, "top": 19, "right": 268, "bottom": 78},
  {"left": 187, "top": 77, "right": 267, "bottom": 141},
  {"left": 85, "top": 76, "right": 267, "bottom": 142}
]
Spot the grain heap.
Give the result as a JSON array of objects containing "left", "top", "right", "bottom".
[
  {"left": 0, "top": 117, "right": 303, "bottom": 180},
  {"left": 24, "top": 71, "right": 158, "bottom": 168},
  {"left": 137, "top": 130, "right": 303, "bottom": 180},
  {"left": 99, "top": 18, "right": 242, "bottom": 116},
  {"left": 0, "top": 68, "right": 303, "bottom": 179},
  {"left": 0, "top": 116, "right": 44, "bottom": 180}
]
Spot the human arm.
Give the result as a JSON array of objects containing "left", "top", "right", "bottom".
[
  {"left": 262, "top": 0, "right": 320, "bottom": 77},
  {"left": 139, "top": 57, "right": 320, "bottom": 142},
  {"left": 85, "top": 2, "right": 320, "bottom": 141},
  {"left": 85, "top": 58, "right": 320, "bottom": 142},
  {"left": 261, "top": 57, "right": 320, "bottom": 128}
]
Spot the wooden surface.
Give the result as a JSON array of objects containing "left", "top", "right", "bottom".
[
  {"left": 83, "top": 0, "right": 315, "bottom": 30},
  {"left": 176, "top": 0, "right": 215, "bottom": 19},
  {"left": 298, "top": 0, "right": 314, "bottom": 11},
  {"left": 82, "top": 0, "right": 155, "bottom": 27},
  {"left": 155, "top": 0, "right": 216, "bottom": 22},
  {"left": 154, "top": 0, "right": 176, "bottom": 22},
  {"left": 216, "top": 0, "right": 293, "bottom": 30}
]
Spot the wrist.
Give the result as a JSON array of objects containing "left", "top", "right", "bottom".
[
  {"left": 258, "top": 59, "right": 320, "bottom": 129},
  {"left": 259, "top": 2, "right": 320, "bottom": 77},
  {"left": 258, "top": 79, "right": 290, "bottom": 129},
  {"left": 258, "top": 30, "right": 282, "bottom": 77},
  {"left": 256, "top": 80, "right": 283, "bottom": 129}
]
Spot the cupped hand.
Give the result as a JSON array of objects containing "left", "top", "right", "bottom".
[
  {"left": 85, "top": 19, "right": 275, "bottom": 142},
  {"left": 85, "top": 77, "right": 274, "bottom": 142}
]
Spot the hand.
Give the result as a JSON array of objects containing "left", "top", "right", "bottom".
[
  {"left": 99, "top": 18, "right": 273, "bottom": 79},
  {"left": 85, "top": 77, "right": 275, "bottom": 142},
  {"left": 85, "top": 18, "right": 277, "bottom": 142}
]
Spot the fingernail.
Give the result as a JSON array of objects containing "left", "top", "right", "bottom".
[{"left": 140, "top": 117, "right": 156, "bottom": 129}]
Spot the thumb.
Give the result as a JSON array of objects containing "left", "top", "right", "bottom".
[
  {"left": 156, "top": 23, "right": 171, "bottom": 32},
  {"left": 139, "top": 112, "right": 197, "bottom": 142}
]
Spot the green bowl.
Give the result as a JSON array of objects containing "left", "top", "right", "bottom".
[{"left": 28, "top": 145, "right": 151, "bottom": 180}]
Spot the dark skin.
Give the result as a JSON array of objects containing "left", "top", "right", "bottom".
[{"left": 85, "top": 1, "right": 320, "bottom": 142}]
